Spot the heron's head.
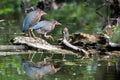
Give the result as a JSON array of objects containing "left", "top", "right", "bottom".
[
  {"left": 52, "top": 20, "right": 62, "bottom": 26},
  {"left": 39, "top": 10, "right": 47, "bottom": 16}
]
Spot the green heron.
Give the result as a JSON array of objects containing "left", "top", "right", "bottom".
[
  {"left": 22, "top": 9, "right": 46, "bottom": 37},
  {"left": 22, "top": 59, "right": 60, "bottom": 79},
  {"left": 30, "top": 20, "right": 62, "bottom": 40}
]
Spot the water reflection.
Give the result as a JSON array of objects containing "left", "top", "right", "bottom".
[
  {"left": 95, "top": 56, "right": 120, "bottom": 80},
  {"left": 22, "top": 59, "right": 60, "bottom": 79},
  {"left": 0, "top": 54, "right": 119, "bottom": 80}
]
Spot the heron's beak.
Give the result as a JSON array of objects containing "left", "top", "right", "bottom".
[
  {"left": 41, "top": 10, "right": 47, "bottom": 15},
  {"left": 56, "top": 22, "right": 62, "bottom": 25},
  {"left": 55, "top": 67, "right": 61, "bottom": 72},
  {"left": 43, "top": 12, "right": 47, "bottom": 15}
]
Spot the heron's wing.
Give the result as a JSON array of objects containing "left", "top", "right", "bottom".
[
  {"left": 31, "top": 65, "right": 52, "bottom": 75},
  {"left": 31, "top": 21, "right": 51, "bottom": 31},
  {"left": 22, "top": 11, "right": 38, "bottom": 32}
]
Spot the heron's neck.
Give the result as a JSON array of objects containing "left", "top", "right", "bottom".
[{"left": 50, "top": 22, "right": 55, "bottom": 29}]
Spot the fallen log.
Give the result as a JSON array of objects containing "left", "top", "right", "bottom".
[
  {"left": 0, "top": 34, "right": 89, "bottom": 57},
  {"left": 11, "top": 36, "right": 58, "bottom": 50},
  {"left": 0, "top": 30, "right": 89, "bottom": 57},
  {"left": 9, "top": 36, "right": 78, "bottom": 56},
  {"left": 0, "top": 28, "right": 120, "bottom": 57}
]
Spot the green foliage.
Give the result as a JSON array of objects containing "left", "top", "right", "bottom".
[
  {"left": 0, "top": 1, "right": 21, "bottom": 17},
  {"left": 0, "top": 0, "right": 39, "bottom": 21},
  {"left": 111, "top": 26, "right": 120, "bottom": 42}
]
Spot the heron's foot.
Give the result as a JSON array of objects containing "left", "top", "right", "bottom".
[
  {"left": 45, "top": 35, "right": 54, "bottom": 41},
  {"left": 32, "top": 36, "right": 38, "bottom": 40},
  {"left": 43, "top": 56, "right": 52, "bottom": 64},
  {"left": 62, "top": 54, "right": 66, "bottom": 61}
]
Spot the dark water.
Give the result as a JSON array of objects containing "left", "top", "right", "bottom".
[{"left": 0, "top": 54, "right": 119, "bottom": 80}]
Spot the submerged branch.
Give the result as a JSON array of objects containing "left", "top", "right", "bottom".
[
  {"left": 0, "top": 51, "right": 36, "bottom": 56},
  {"left": 0, "top": 45, "right": 26, "bottom": 50}
]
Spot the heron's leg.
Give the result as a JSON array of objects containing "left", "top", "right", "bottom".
[
  {"left": 28, "top": 53, "right": 31, "bottom": 60},
  {"left": 29, "top": 29, "right": 36, "bottom": 38},
  {"left": 44, "top": 33, "right": 54, "bottom": 41},
  {"left": 43, "top": 58, "right": 47, "bottom": 64},
  {"left": 50, "top": 53, "right": 54, "bottom": 59},
  {"left": 39, "top": 52, "right": 43, "bottom": 61},
  {"left": 30, "top": 53, "right": 36, "bottom": 62},
  {"left": 28, "top": 29, "right": 32, "bottom": 37}
]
